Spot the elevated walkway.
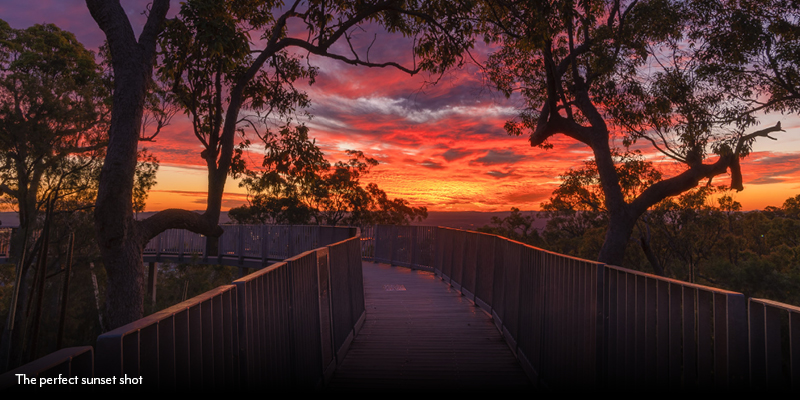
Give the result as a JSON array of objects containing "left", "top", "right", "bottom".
[
  {"left": 3, "top": 224, "right": 800, "bottom": 391},
  {"left": 327, "top": 262, "right": 533, "bottom": 392}
]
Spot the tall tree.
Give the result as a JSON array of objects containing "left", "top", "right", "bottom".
[
  {"left": 85, "top": 0, "right": 221, "bottom": 329},
  {"left": 481, "top": 0, "right": 788, "bottom": 266},
  {"left": 0, "top": 19, "right": 108, "bottom": 261},
  {"left": 231, "top": 126, "right": 427, "bottom": 226},
  {"left": 158, "top": 0, "right": 471, "bottom": 253},
  {"left": 690, "top": 0, "right": 800, "bottom": 116},
  {"left": 0, "top": 20, "right": 111, "bottom": 368},
  {"left": 86, "top": 0, "right": 472, "bottom": 328}
]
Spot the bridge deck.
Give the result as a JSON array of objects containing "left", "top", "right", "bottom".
[{"left": 327, "top": 262, "right": 534, "bottom": 392}]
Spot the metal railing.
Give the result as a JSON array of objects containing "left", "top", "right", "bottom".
[
  {"left": 373, "top": 225, "right": 799, "bottom": 391},
  {"left": 143, "top": 225, "right": 356, "bottom": 269},
  {"left": 0, "top": 225, "right": 356, "bottom": 268},
  {"left": 0, "top": 226, "right": 363, "bottom": 391},
  {"left": 7, "top": 224, "right": 799, "bottom": 391},
  {"left": 0, "top": 347, "right": 93, "bottom": 389}
]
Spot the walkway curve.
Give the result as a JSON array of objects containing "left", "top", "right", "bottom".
[{"left": 327, "top": 262, "right": 534, "bottom": 392}]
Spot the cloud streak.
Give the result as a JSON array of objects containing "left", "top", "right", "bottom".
[{"left": 5, "top": 4, "right": 800, "bottom": 212}]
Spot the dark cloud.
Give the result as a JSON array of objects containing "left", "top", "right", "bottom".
[
  {"left": 385, "top": 132, "right": 426, "bottom": 147},
  {"left": 750, "top": 177, "right": 786, "bottom": 185},
  {"left": 746, "top": 153, "right": 800, "bottom": 184},
  {"left": 470, "top": 150, "right": 525, "bottom": 166},
  {"left": 418, "top": 160, "right": 446, "bottom": 170},
  {"left": 486, "top": 170, "right": 515, "bottom": 179},
  {"left": 442, "top": 148, "right": 476, "bottom": 161},
  {"left": 504, "top": 190, "right": 552, "bottom": 205}
]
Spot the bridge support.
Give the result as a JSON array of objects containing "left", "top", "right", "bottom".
[{"left": 147, "top": 262, "right": 157, "bottom": 306}]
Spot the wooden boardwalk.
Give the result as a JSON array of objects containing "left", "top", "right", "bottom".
[{"left": 326, "top": 262, "right": 535, "bottom": 392}]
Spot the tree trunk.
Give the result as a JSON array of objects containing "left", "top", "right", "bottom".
[
  {"left": 99, "top": 223, "right": 147, "bottom": 329},
  {"left": 203, "top": 169, "right": 226, "bottom": 257},
  {"left": 597, "top": 213, "right": 636, "bottom": 267},
  {"left": 88, "top": 0, "right": 169, "bottom": 329}
]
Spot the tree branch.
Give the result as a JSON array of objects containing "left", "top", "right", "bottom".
[
  {"left": 734, "top": 122, "right": 783, "bottom": 155},
  {"left": 628, "top": 122, "right": 784, "bottom": 216},
  {"left": 278, "top": 37, "right": 421, "bottom": 74},
  {"left": 139, "top": 209, "right": 224, "bottom": 242},
  {"left": 140, "top": 0, "right": 169, "bottom": 58},
  {"left": 0, "top": 182, "right": 19, "bottom": 198}
]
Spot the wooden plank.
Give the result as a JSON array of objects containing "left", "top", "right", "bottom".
[{"left": 327, "top": 262, "right": 533, "bottom": 392}]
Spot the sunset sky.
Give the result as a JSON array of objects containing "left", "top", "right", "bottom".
[{"left": 4, "top": 1, "right": 800, "bottom": 213}]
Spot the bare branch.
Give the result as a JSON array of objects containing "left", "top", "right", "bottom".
[
  {"left": 279, "top": 37, "right": 422, "bottom": 74},
  {"left": 139, "top": 209, "right": 224, "bottom": 242}
]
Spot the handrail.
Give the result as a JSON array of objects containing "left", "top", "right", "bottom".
[
  {"left": 6, "top": 224, "right": 800, "bottom": 391},
  {"left": 95, "top": 284, "right": 239, "bottom": 390},
  {"left": 0, "top": 347, "right": 93, "bottom": 390},
  {"left": 372, "top": 225, "right": 798, "bottom": 391},
  {"left": 143, "top": 225, "right": 356, "bottom": 269},
  {"left": 747, "top": 298, "right": 800, "bottom": 391},
  {"left": 0, "top": 225, "right": 363, "bottom": 391}
]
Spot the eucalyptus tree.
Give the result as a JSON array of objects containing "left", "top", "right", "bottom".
[
  {"left": 158, "top": 0, "right": 472, "bottom": 253},
  {"left": 480, "top": 0, "right": 790, "bottom": 267},
  {"left": 230, "top": 126, "right": 427, "bottom": 226},
  {"left": 0, "top": 19, "right": 112, "bottom": 369},
  {"left": 690, "top": 0, "right": 800, "bottom": 116},
  {"left": 0, "top": 20, "right": 109, "bottom": 259},
  {"left": 86, "top": 0, "right": 473, "bottom": 328}
]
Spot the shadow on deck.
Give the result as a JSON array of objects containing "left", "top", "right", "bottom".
[{"left": 327, "top": 262, "right": 534, "bottom": 392}]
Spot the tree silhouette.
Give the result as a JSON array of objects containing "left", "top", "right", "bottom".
[
  {"left": 157, "top": 0, "right": 472, "bottom": 253},
  {"left": 0, "top": 20, "right": 109, "bottom": 259},
  {"left": 231, "top": 126, "right": 427, "bottom": 226},
  {"left": 481, "top": 0, "right": 789, "bottom": 266},
  {"left": 0, "top": 20, "right": 112, "bottom": 367},
  {"left": 86, "top": 0, "right": 473, "bottom": 328}
]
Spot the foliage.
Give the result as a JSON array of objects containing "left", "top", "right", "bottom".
[
  {"left": 689, "top": 0, "right": 800, "bottom": 116},
  {"left": 0, "top": 19, "right": 108, "bottom": 226},
  {"left": 480, "top": 0, "right": 791, "bottom": 266},
  {"left": 146, "top": 262, "right": 236, "bottom": 316},
  {"left": 157, "top": 0, "right": 317, "bottom": 182},
  {"left": 477, "top": 207, "right": 542, "bottom": 246},
  {"left": 0, "top": 20, "right": 113, "bottom": 368},
  {"left": 360, "top": 183, "right": 428, "bottom": 226},
  {"left": 133, "top": 149, "right": 160, "bottom": 214},
  {"left": 482, "top": 192, "right": 800, "bottom": 306},
  {"left": 230, "top": 125, "right": 426, "bottom": 226},
  {"left": 155, "top": 0, "right": 475, "bottom": 233},
  {"left": 542, "top": 151, "right": 662, "bottom": 214}
]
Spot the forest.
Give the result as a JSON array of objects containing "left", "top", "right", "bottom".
[{"left": 481, "top": 191, "right": 800, "bottom": 307}]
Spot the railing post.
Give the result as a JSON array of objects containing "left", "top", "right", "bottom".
[
  {"left": 595, "top": 262, "right": 606, "bottom": 389},
  {"left": 289, "top": 226, "right": 295, "bottom": 257},
  {"left": 202, "top": 233, "right": 208, "bottom": 263},
  {"left": 373, "top": 226, "right": 381, "bottom": 263},
  {"left": 238, "top": 225, "right": 245, "bottom": 266},
  {"left": 390, "top": 226, "right": 397, "bottom": 267},
  {"left": 178, "top": 229, "right": 185, "bottom": 262},
  {"left": 726, "top": 293, "right": 749, "bottom": 390},
  {"left": 261, "top": 225, "right": 269, "bottom": 268},
  {"left": 316, "top": 246, "right": 335, "bottom": 381},
  {"left": 411, "top": 227, "right": 418, "bottom": 269},
  {"left": 147, "top": 261, "right": 157, "bottom": 306},
  {"left": 156, "top": 231, "right": 162, "bottom": 261}
]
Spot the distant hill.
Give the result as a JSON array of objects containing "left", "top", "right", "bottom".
[
  {"left": 0, "top": 211, "right": 227, "bottom": 228},
  {"left": 0, "top": 210, "right": 548, "bottom": 232},
  {"left": 415, "top": 211, "right": 548, "bottom": 231}
]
